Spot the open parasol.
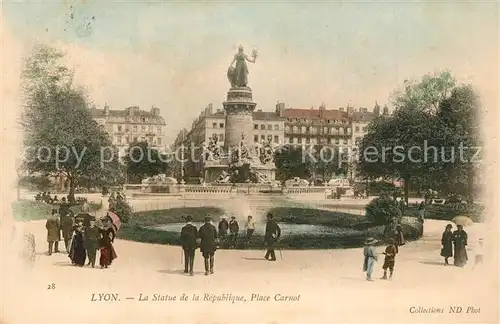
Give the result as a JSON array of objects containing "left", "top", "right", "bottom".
[
  {"left": 74, "top": 213, "right": 96, "bottom": 227},
  {"left": 452, "top": 215, "right": 474, "bottom": 227},
  {"left": 102, "top": 211, "right": 121, "bottom": 232}
]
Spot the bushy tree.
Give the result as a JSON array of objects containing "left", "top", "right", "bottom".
[
  {"left": 20, "top": 44, "right": 120, "bottom": 203},
  {"left": 109, "top": 199, "right": 132, "bottom": 223},
  {"left": 365, "top": 195, "right": 400, "bottom": 225},
  {"left": 123, "top": 140, "right": 169, "bottom": 184},
  {"left": 274, "top": 145, "right": 312, "bottom": 181}
]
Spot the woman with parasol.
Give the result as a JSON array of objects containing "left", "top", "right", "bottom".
[{"left": 99, "top": 216, "right": 117, "bottom": 269}]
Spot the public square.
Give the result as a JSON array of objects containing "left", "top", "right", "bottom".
[{"left": 2, "top": 195, "right": 498, "bottom": 324}]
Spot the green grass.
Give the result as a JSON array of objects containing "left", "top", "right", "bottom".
[
  {"left": 11, "top": 199, "right": 103, "bottom": 221},
  {"left": 117, "top": 206, "right": 423, "bottom": 250}
]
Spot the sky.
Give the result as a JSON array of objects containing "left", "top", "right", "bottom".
[{"left": 1, "top": 1, "right": 498, "bottom": 145}]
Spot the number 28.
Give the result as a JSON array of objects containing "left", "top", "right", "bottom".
[{"left": 47, "top": 283, "right": 55, "bottom": 289}]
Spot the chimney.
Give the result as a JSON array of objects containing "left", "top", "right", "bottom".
[
  {"left": 275, "top": 101, "right": 285, "bottom": 117},
  {"left": 104, "top": 103, "right": 110, "bottom": 116},
  {"left": 207, "top": 103, "right": 213, "bottom": 115},
  {"left": 373, "top": 101, "right": 380, "bottom": 116},
  {"left": 383, "top": 105, "right": 389, "bottom": 115},
  {"left": 339, "top": 107, "right": 344, "bottom": 112},
  {"left": 347, "top": 105, "right": 354, "bottom": 117},
  {"left": 363, "top": 108, "right": 368, "bottom": 113},
  {"left": 150, "top": 105, "right": 160, "bottom": 116}
]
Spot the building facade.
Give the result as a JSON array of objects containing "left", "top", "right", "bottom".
[
  {"left": 90, "top": 104, "right": 167, "bottom": 157},
  {"left": 172, "top": 101, "right": 387, "bottom": 182}
]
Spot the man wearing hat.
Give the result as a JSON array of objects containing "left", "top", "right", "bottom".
[
  {"left": 198, "top": 216, "right": 218, "bottom": 275},
  {"left": 264, "top": 213, "right": 281, "bottom": 261},
  {"left": 363, "top": 237, "right": 378, "bottom": 281},
  {"left": 180, "top": 215, "right": 198, "bottom": 275},
  {"left": 228, "top": 216, "right": 239, "bottom": 249},
  {"left": 84, "top": 220, "right": 100, "bottom": 268},
  {"left": 218, "top": 215, "right": 229, "bottom": 248}
]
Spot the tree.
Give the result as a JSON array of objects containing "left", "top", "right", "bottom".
[
  {"left": 357, "top": 108, "right": 436, "bottom": 204},
  {"left": 308, "top": 145, "right": 347, "bottom": 183},
  {"left": 20, "top": 44, "right": 120, "bottom": 203},
  {"left": 274, "top": 145, "right": 312, "bottom": 182},
  {"left": 432, "top": 85, "right": 481, "bottom": 203},
  {"left": 365, "top": 195, "right": 400, "bottom": 225},
  {"left": 123, "top": 140, "right": 169, "bottom": 184},
  {"left": 391, "top": 70, "right": 456, "bottom": 113}
]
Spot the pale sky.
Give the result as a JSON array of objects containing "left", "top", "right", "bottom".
[{"left": 1, "top": 1, "right": 498, "bottom": 145}]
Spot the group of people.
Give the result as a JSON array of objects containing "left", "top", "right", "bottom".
[
  {"left": 363, "top": 221, "right": 405, "bottom": 281},
  {"left": 217, "top": 215, "right": 256, "bottom": 249},
  {"left": 44, "top": 201, "right": 117, "bottom": 269},
  {"left": 441, "top": 223, "right": 483, "bottom": 267},
  {"left": 180, "top": 213, "right": 281, "bottom": 276},
  {"left": 35, "top": 192, "right": 61, "bottom": 204}
]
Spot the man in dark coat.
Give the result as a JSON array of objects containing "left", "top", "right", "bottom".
[
  {"left": 264, "top": 212, "right": 281, "bottom": 261},
  {"left": 228, "top": 216, "right": 239, "bottom": 248},
  {"left": 58, "top": 197, "right": 71, "bottom": 217},
  {"left": 180, "top": 215, "right": 198, "bottom": 276},
  {"left": 60, "top": 211, "right": 74, "bottom": 253},
  {"left": 45, "top": 210, "right": 61, "bottom": 255},
  {"left": 198, "top": 216, "right": 218, "bottom": 275},
  {"left": 218, "top": 216, "right": 229, "bottom": 248},
  {"left": 84, "top": 220, "right": 100, "bottom": 268}
]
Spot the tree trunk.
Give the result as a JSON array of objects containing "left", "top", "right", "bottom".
[
  {"left": 467, "top": 167, "right": 475, "bottom": 204},
  {"left": 403, "top": 176, "right": 410, "bottom": 206},
  {"left": 68, "top": 177, "right": 76, "bottom": 204}
]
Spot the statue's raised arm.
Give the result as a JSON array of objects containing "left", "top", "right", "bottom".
[{"left": 227, "top": 45, "right": 258, "bottom": 88}]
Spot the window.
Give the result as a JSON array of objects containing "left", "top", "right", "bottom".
[
  {"left": 219, "top": 123, "right": 224, "bottom": 128},
  {"left": 219, "top": 134, "right": 224, "bottom": 141},
  {"left": 157, "top": 138, "right": 162, "bottom": 145},
  {"left": 254, "top": 124, "right": 258, "bottom": 130},
  {"left": 149, "top": 126, "right": 153, "bottom": 132},
  {"left": 117, "top": 136, "right": 122, "bottom": 144},
  {"left": 157, "top": 127, "right": 162, "bottom": 133},
  {"left": 274, "top": 124, "right": 279, "bottom": 131},
  {"left": 306, "top": 138, "right": 311, "bottom": 144},
  {"left": 298, "top": 137, "right": 302, "bottom": 144},
  {"left": 260, "top": 135, "right": 265, "bottom": 141},
  {"left": 133, "top": 137, "right": 138, "bottom": 142},
  {"left": 141, "top": 126, "right": 146, "bottom": 132},
  {"left": 343, "top": 139, "right": 348, "bottom": 144},
  {"left": 285, "top": 126, "right": 290, "bottom": 132},
  {"left": 355, "top": 126, "right": 360, "bottom": 132},
  {"left": 142, "top": 118, "right": 146, "bottom": 122},
  {"left": 327, "top": 138, "right": 332, "bottom": 144},
  {"left": 267, "top": 124, "right": 272, "bottom": 130},
  {"left": 133, "top": 125, "right": 138, "bottom": 132},
  {"left": 339, "top": 127, "right": 344, "bottom": 133},
  {"left": 311, "top": 127, "right": 317, "bottom": 134},
  {"left": 293, "top": 126, "right": 299, "bottom": 133},
  {"left": 274, "top": 135, "right": 279, "bottom": 143},
  {"left": 346, "top": 128, "right": 351, "bottom": 134},
  {"left": 117, "top": 125, "right": 122, "bottom": 132},
  {"left": 335, "top": 139, "right": 340, "bottom": 144},
  {"left": 260, "top": 124, "right": 265, "bottom": 130},
  {"left": 302, "top": 126, "right": 307, "bottom": 133},
  {"left": 254, "top": 135, "right": 259, "bottom": 142},
  {"left": 267, "top": 135, "right": 272, "bottom": 142},
  {"left": 213, "top": 123, "right": 217, "bottom": 128}
]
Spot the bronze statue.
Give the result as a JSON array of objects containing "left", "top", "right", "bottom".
[{"left": 227, "top": 45, "right": 258, "bottom": 87}]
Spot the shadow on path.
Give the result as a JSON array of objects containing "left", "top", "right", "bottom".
[
  {"left": 157, "top": 269, "right": 206, "bottom": 275},
  {"left": 242, "top": 257, "right": 267, "bottom": 261},
  {"left": 52, "top": 261, "right": 75, "bottom": 267},
  {"left": 419, "top": 260, "right": 447, "bottom": 266}
]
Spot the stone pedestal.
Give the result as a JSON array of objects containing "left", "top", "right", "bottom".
[{"left": 223, "top": 87, "right": 256, "bottom": 152}]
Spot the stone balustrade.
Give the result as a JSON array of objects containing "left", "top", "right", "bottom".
[{"left": 184, "top": 185, "right": 233, "bottom": 194}]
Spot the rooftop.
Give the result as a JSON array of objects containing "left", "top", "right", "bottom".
[
  {"left": 204, "top": 110, "right": 282, "bottom": 121},
  {"left": 283, "top": 108, "right": 349, "bottom": 120},
  {"left": 90, "top": 106, "right": 165, "bottom": 124}
]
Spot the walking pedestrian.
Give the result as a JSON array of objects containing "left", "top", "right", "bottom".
[
  {"left": 244, "top": 215, "right": 255, "bottom": 246},
  {"left": 45, "top": 209, "right": 61, "bottom": 255},
  {"left": 381, "top": 238, "right": 397, "bottom": 280},
  {"left": 198, "top": 216, "right": 218, "bottom": 275},
  {"left": 440, "top": 224, "right": 453, "bottom": 265},
  {"left": 264, "top": 213, "right": 281, "bottom": 261},
  {"left": 228, "top": 216, "right": 239, "bottom": 248},
  {"left": 363, "top": 237, "right": 378, "bottom": 281},
  {"left": 180, "top": 215, "right": 198, "bottom": 276},
  {"left": 452, "top": 225, "right": 468, "bottom": 267}
]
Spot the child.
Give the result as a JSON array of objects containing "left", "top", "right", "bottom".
[
  {"left": 475, "top": 238, "right": 484, "bottom": 265},
  {"left": 382, "top": 238, "right": 398, "bottom": 279},
  {"left": 363, "top": 237, "right": 378, "bottom": 281}
]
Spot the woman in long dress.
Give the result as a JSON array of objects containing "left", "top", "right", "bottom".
[
  {"left": 69, "top": 223, "right": 86, "bottom": 266},
  {"left": 228, "top": 46, "right": 256, "bottom": 87},
  {"left": 440, "top": 224, "right": 454, "bottom": 265},
  {"left": 452, "top": 224, "right": 468, "bottom": 267},
  {"left": 99, "top": 221, "right": 117, "bottom": 268}
]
